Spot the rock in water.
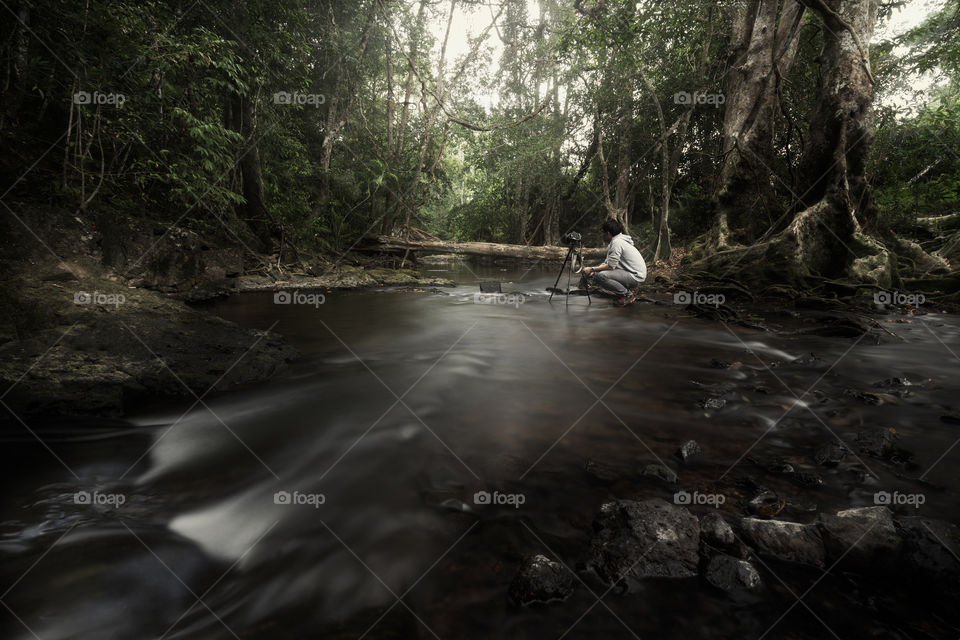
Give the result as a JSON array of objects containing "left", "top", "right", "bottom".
[
  {"left": 855, "top": 428, "right": 898, "bottom": 458},
  {"left": 813, "top": 442, "right": 849, "bottom": 466},
  {"left": 587, "top": 498, "right": 699, "bottom": 584},
  {"left": 640, "top": 463, "right": 678, "bottom": 484},
  {"left": 705, "top": 554, "right": 762, "bottom": 591},
  {"left": 748, "top": 490, "right": 786, "bottom": 518},
  {"left": 817, "top": 506, "right": 902, "bottom": 568},
  {"left": 508, "top": 554, "right": 575, "bottom": 605},
  {"left": 676, "top": 439, "right": 703, "bottom": 462},
  {"left": 700, "top": 512, "right": 735, "bottom": 547},
  {"left": 739, "top": 518, "right": 826, "bottom": 568},
  {"left": 584, "top": 458, "right": 620, "bottom": 485}
]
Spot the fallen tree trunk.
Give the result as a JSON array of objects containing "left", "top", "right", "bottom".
[{"left": 359, "top": 234, "right": 607, "bottom": 260}]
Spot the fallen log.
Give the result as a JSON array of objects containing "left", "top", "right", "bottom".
[{"left": 359, "top": 234, "right": 607, "bottom": 261}]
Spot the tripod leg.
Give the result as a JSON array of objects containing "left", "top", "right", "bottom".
[{"left": 549, "top": 247, "right": 573, "bottom": 302}]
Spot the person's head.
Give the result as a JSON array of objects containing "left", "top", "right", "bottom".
[{"left": 601, "top": 218, "right": 623, "bottom": 242}]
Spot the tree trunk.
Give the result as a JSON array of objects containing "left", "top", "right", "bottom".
[
  {"left": 710, "top": 0, "right": 806, "bottom": 248},
  {"left": 382, "top": 0, "right": 427, "bottom": 236},
  {"left": 695, "top": 0, "right": 944, "bottom": 287},
  {"left": 232, "top": 90, "right": 276, "bottom": 251},
  {"left": 317, "top": 7, "right": 376, "bottom": 217},
  {"left": 360, "top": 234, "right": 606, "bottom": 260}
]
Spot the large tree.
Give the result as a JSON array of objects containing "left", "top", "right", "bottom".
[{"left": 694, "top": 0, "right": 946, "bottom": 286}]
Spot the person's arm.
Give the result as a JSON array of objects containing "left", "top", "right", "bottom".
[
  {"left": 586, "top": 238, "right": 622, "bottom": 274},
  {"left": 583, "top": 263, "right": 611, "bottom": 275}
]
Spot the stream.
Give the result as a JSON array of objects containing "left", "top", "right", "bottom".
[{"left": 3, "top": 259, "right": 959, "bottom": 639}]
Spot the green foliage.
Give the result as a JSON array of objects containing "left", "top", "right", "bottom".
[{"left": 1, "top": 0, "right": 955, "bottom": 259}]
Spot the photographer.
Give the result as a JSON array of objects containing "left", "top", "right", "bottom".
[{"left": 582, "top": 219, "right": 647, "bottom": 306}]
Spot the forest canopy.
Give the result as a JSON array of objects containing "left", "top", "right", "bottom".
[{"left": 1, "top": 0, "right": 958, "bottom": 285}]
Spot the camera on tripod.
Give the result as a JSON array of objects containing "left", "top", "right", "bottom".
[{"left": 548, "top": 230, "right": 591, "bottom": 306}]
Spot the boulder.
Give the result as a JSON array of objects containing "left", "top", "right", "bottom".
[
  {"left": 739, "top": 518, "right": 826, "bottom": 568},
  {"left": 508, "top": 554, "right": 575, "bottom": 605},
  {"left": 700, "top": 512, "right": 735, "bottom": 547},
  {"left": 817, "top": 506, "right": 902, "bottom": 567},
  {"left": 587, "top": 498, "right": 700, "bottom": 584},
  {"left": 704, "top": 554, "right": 762, "bottom": 591}
]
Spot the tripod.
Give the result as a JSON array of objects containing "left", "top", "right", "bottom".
[{"left": 548, "top": 241, "right": 591, "bottom": 306}]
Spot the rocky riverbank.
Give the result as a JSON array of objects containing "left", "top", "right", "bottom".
[
  {"left": 0, "top": 206, "right": 453, "bottom": 418},
  {"left": 510, "top": 497, "right": 959, "bottom": 606}
]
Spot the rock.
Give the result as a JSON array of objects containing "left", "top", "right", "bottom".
[
  {"left": 587, "top": 498, "right": 700, "bottom": 584},
  {"left": 676, "top": 440, "right": 702, "bottom": 462},
  {"left": 704, "top": 554, "right": 762, "bottom": 591},
  {"left": 700, "top": 512, "right": 735, "bottom": 546},
  {"left": 872, "top": 377, "right": 911, "bottom": 389},
  {"left": 896, "top": 517, "right": 960, "bottom": 584},
  {"left": 813, "top": 442, "right": 849, "bottom": 466},
  {"left": 844, "top": 388, "right": 884, "bottom": 405},
  {"left": 855, "top": 428, "right": 898, "bottom": 458},
  {"left": 508, "top": 554, "right": 575, "bottom": 605},
  {"left": 766, "top": 461, "right": 795, "bottom": 474},
  {"left": 817, "top": 506, "right": 902, "bottom": 567},
  {"left": 699, "top": 397, "right": 726, "bottom": 411},
  {"left": 792, "top": 470, "right": 824, "bottom": 488},
  {"left": 748, "top": 491, "right": 786, "bottom": 518},
  {"left": 584, "top": 459, "right": 620, "bottom": 485},
  {"left": 640, "top": 463, "right": 678, "bottom": 484},
  {"left": 739, "top": 518, "right": 826, "bottom": 568}
]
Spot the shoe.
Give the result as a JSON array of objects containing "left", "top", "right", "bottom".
[{"left": 613, "top": 292, "right": 637, "bottom": 307}]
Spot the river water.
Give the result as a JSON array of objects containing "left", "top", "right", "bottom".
[{"left": 2, "top": 259, "right": 959, "bottom": 639}]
